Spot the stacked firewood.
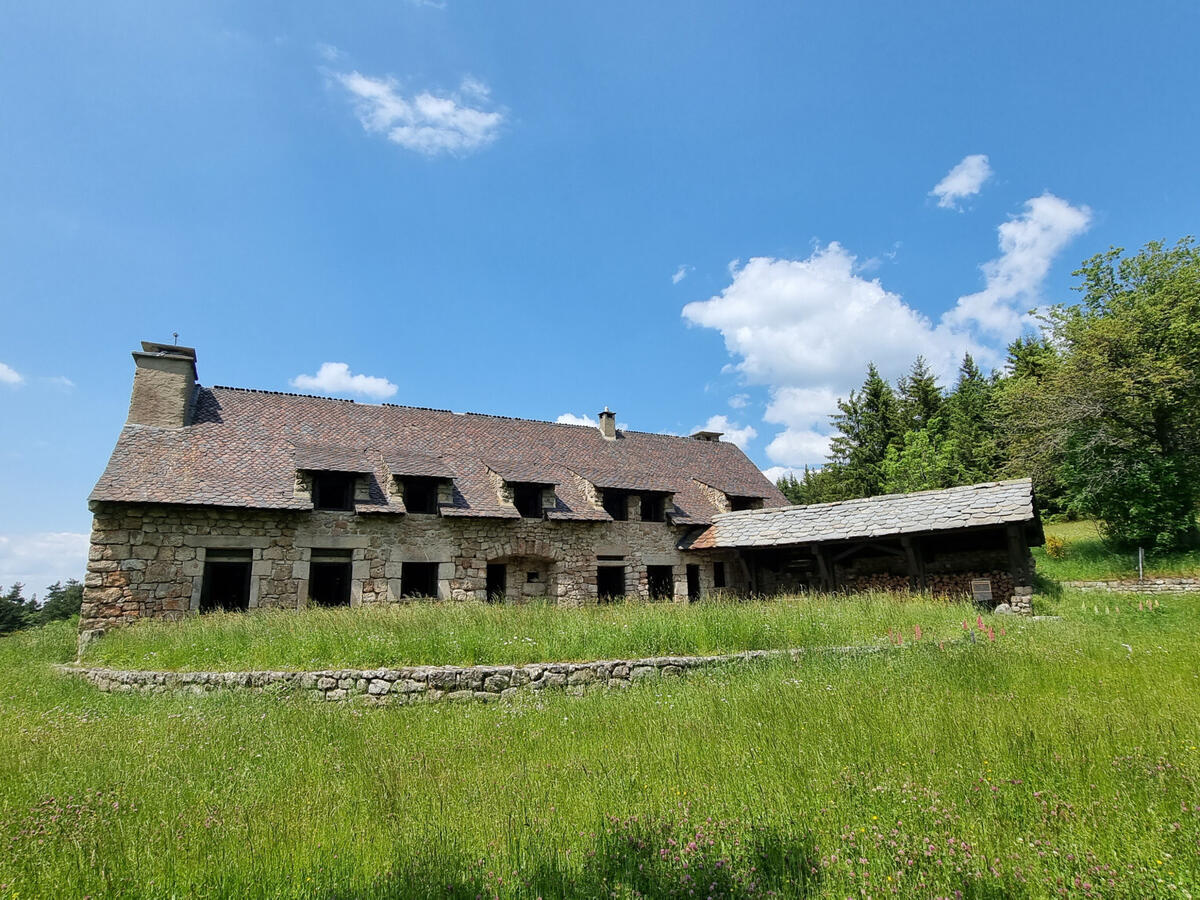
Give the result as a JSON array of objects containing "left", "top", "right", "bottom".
[{"left": 842, "top": 571, "right": 1014, "bottom": 603}]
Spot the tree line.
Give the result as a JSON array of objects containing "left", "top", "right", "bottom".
[
  {"left": 0, "top": 580, "right": 83, "bottom": 635},
  {"left": 777, "top": 238, "right": 1200, "bottom": 551}
]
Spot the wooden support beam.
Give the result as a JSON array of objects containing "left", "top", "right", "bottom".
[
  {"left": 900, "top": 535, "right": 926, "bottom": 591},
  {"left": 735, "top": 550, "right": 755, "bottom": 594},
  {"left": 811, "top": 543, "right": 835, "bottom": 592},
  {"left": 1005, "top": 523, "right": 1031, "bottom": 586}
]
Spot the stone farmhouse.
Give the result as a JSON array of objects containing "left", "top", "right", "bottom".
[{"left": 80, "top": 342, "right": 1042, "bottom": 638}]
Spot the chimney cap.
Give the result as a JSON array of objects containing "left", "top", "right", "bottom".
[
  {"left": 598, "top": 406, "right": 615, "bottom": 418},
  {"left": 690, "top": 430, "right": 722, "bottom": 442},
  {"left": 137, "top": 340, "right": 197, "bottom": 361}
]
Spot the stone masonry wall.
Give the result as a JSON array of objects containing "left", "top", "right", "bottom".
[
  {"left": 1063, "top": 578, "right": 1200, "bottom": 594},
  {"left": 81, "top": 503, "right": 746, "bottom": 634},
  {"left": 60, "top": 646, "right": 851, "bottom": 705}
]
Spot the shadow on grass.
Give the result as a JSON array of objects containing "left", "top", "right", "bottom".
[{"left": 345, "top": 818, "right": 822, "bottom": 899}]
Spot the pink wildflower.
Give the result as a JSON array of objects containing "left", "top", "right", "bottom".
[
  {"left": 976, "top": 614, "right": 984, "bottom": 630},
  {"left": 914, "top": 624, "right": 923, "bottom": 641},
  {"left": 987, "top": 627, "right": 995, "bottom": 642}
]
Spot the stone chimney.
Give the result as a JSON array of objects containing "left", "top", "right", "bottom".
[
  {"left": 598, "top": 407, "right": 617, "bottom": 440},
  {"left": 126, "top": 341, "right": 198, "bottom": 429}
]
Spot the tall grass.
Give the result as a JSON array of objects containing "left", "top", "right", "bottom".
[
  {"left": 1034, "top": 519, "right": 1200, "bottom": 581},
  {"left": 83, "top": 592, "right": 983, "bottom": 671},
  {"left": 3, "top": 590, "right": 1199, "bottom": 898}
]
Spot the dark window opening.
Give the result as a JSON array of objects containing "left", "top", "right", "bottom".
[
  {"left": 602, "top": 489, "right": 628, "bottom": 521},
  {"left": 597, "top": 566, "right": 625, "bottom": 601},
  {"left": 401, "top": 562, "right": 439, "bottom": 598},
  {"left": 686, "top": 564, "right": 701, "bottom": 601},
  {"left": 200, "top": 551, "right": 251, "bottom": 612},
  {"left": 729, "top": 495, "right": 763, "bottom": 512},
  {"left": 526, "top": 571, "right": 540, "bottom": 583},
  {"left": 640, "top": 493, "right": 666, "bottom": 522},
  {"left": 402, "top": 477, "right": 440, "bottom": 514},
  {"left": 309, "top": 553, "right": 352, "bottom": 607},
  {"left": 313, "top": 472, "right": 355, "bottom": 511},
  {"left": 597, "top": 554, "right": 625, "bottom": 562},
  {"left": 486, "top": 563, "right": 506, "bottom": 602},
  {"left": 713, "top": 561, "right": 727, "bottom": 589},
  {"left": 647, "top": 565, "right": 674, "bottom": 600},
  {"left": 512, "top": 483, "right": 545, "bottom": 519}
]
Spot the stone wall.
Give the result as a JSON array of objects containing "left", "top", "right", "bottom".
[
  {"left": 81, "top": 502, "right": 746, "bottom": 634},
  {"left": 59, "top": 646, "right": 857, "bottom": 705},
  {"left": 1063, "top": 577, "right": 1200, "bottom": 594}
]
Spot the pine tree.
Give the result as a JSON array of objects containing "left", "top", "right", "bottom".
[
  {"left": 943, "top": 354, "right": 1000, "bottom": 484},
  {"left": 828, "top": 363, "right": 902, "bottom": 497},
  {"left": 896, "top": 355, "right": 943, "bottom": 433}
]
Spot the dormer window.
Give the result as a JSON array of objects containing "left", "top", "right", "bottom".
[
  {"left": 602, "top": 489, "right": 628, "bottom": 521},
  {"left": 312, "top": 472, "right": 355, "bottom": 511},
  {"left": 729, "top": 495, "right": 764, "bottom": 512},
  {"left": 512, "top": 483, "right": 545, "bottom": 519},
  {"left": 401, "top": 477, "right": 440, "bottom": 515},
  {"left": 640, "top": 493, "right": 666, "bottom": 522}
]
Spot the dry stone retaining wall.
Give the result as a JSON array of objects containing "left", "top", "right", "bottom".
[
  {"left": 60, "top": 647, "right": 852, "bottom": 705},
  {"left": 1063, "top": 577, "right": 1200, "bottom": 594}
]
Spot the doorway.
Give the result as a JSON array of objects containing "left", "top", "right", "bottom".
[
  {"left": 647, "top": 565, "right": 674, "bottom": 600},
  {"left": 486, "top": 563, "right": 507, "bottom": 602},
  {"left": 686, "top": 564, "right": 700, "bottom": 602},
  {"left": 200, "top": 550, "right": 251, "bottom": 612},
  {"left": 309, "top": 551, "right": 352, "bottom": 607},
  {"left": 597, "top": 566, "right": 625, "bottom": 601}
]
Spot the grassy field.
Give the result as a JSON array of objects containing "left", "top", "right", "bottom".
[
  {"left": 81, "top": 593, "right": 1005, "bottom": 672},
  {"left": 1033, "top": 519, "right": 1200, "bottom": 581},
  {"left": 3, "top": 592, "right": 1200, "bottom": 898}
]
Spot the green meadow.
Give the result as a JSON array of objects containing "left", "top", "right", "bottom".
[
  {"left": 1033, "top": 519, "right": 1200, "bottom": 582},
  {"left": 3, "top": 591, "right": 1199, "bottom": 898}
]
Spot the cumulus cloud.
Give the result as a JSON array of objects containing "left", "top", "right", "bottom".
[
  {"left": 0, "top": 532, "right": 90, "bottom": 594},
  {"left": 727, "top": 393, "right": 749, "bottom": 409},
  {"left": 682, "top": 195, "right": 1089, "bottom": 468},
  {"left": 334, "top": 70, "right": 504, "bottom": 156},
  {"left": 556, "top": 412, "right": 597, "bottom": 427},
  {"left": 761, "top": 465, "right": 803, "bottom": 485},
  {"left": 291, "top": 362, "right": 398, "bottom": 399},
  {"left": 693, "top": 415, "right": 757, "bottom": 450},
  {"left": 672, "top": 265, "right": 693, "bottom": 285},
  {"left": 0, "top": 362, "right": 23, "bottom": 385},
  {"left": 944, "top": 193, "right": 1092, "bottom": 337},
  {"left": 930, "top": 154, "right": 993, "bottom": 210}
]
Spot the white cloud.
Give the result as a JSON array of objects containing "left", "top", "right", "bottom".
[
  {"left": 335, "top": 71, "right": 504, "bottom": 157},
  {"left": 727, "top": 393, "right": 749, "bottom": 409},
  {"left": 0, "top": 362, "right": 23, "bottom": 386},
  {"left": 672, "top": 265, "right": 693, "bottom": 285},
  {"left": 944, "top": 193, "right": 1092, "bottom": 338},
  {"left": 316, "top": 43, "right": 343, "bottom": 62},
  {"left": 290, "top": 362, "right": 398, "bottom": 399},
  {"left": 556, "top": 412, "right": 597, "bottom": 427},
  {"left": 693, "top": 414, "right": 757, "bottom": 450},
  {"left": 683, "top": 194, "right": 1089, "bottom": 468},
  {"left": 930, "top": 154, "right": 993, "bottom": 210},
  {"left": 44, "top": 375, "right": 74, "bottom": 390},
  {"left": 0, "top": 532, "right": 90, "bottom": 594}
]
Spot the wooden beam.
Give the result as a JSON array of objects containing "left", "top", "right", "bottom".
[
  {"left": 811, "top": 543, "right": 835, "bottom": 592},
  {"left": 1005, "top": 523, "right": 1031, "bottom": 585},
  {"left": 900, "top": 535, "right": 926, "bottom": 591}
]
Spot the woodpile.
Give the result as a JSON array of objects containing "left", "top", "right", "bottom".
[{"left": 842, "top": 571, "right": 1014, "bottom": 604}]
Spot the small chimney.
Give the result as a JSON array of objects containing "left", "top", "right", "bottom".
[
  {"left": 598, "top": 407, "right": 617, "bottom": 440},
  {"left": 127, "top": 341, "right": 198, "bottom": 429},
  {"left": 690, "top": 430, "right": 722, "bottom": 442}
]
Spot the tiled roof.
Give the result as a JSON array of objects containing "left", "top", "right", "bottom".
[
  {"left": 293, "top": 443, "right": 375, "bottom": 474},
  {"left": 384, "top": 450, "right": 457, "bottom": 480},
  {"left": 681, "top": 479, "right": 1036, "bottom": 550},
  {"left": 568, "top": 464, "right": 680, "bottom": 494},
  {"left": 90, "top": 386, "right": 786, "bottom": 523}
]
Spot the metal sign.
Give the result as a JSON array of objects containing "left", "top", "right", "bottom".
[{"left": 970, "top": 579, "right": 993, "bottom": 604}]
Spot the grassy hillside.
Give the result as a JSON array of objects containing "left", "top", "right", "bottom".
[
  {"left": 3, "top": 591, "right": 1199, "bottom": 898},
  {"left": 1033, "top": 519, "right": 1200, "bottom": 581},
  {"left": 81, "top": 593, "right": 1004, "bottom": 672}
]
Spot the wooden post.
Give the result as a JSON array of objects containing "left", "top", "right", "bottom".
[
  {"left": 1005, "top": 524, "right": 1031, "bottom": 586},
  {"left": 811, "top": 543, "right": 835, "bottom": 592},
  {"left": 735, "top": 550, "right": 755, "bottom": 594},
  {"left": 900, "top": 536, "right": 926, "bottom": 591}
]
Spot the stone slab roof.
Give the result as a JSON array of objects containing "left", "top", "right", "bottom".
[
  {"left": 681, "top": 479, "right": 1036, "bottom": 550},
  {"left": 90, "top": 386, "right": 786, "bottom": 523},
  {"left": 293, "top": 443, "right": 375, "bottom": 474}
]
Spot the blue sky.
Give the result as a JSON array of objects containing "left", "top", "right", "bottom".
[{"left": 2, "top": 1, "right": 1198, "bottom": 591}]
